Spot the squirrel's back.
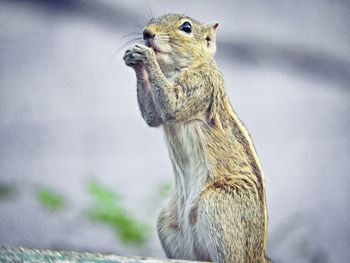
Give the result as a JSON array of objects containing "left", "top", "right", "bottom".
[{"left": 124, "top": 13, "right": 270, "bottom": 263}]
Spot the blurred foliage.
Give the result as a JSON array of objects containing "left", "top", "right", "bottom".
[
  {"left": 36, "top": 187, "right": 65, "bottom": 211},
  {"left": 0, "top": 183, "right": 17, "bottom": 200},
  {"left": 158, "top": 181, "right": 172, "bottom": 198},
  {"left": 86, "top": 180, "right": 149, "bottom": 246}
]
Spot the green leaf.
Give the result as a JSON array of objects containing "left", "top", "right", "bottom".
[
  {"left": 86, "top": 181, "right": 149, "bottom": 246},
  {"left": 87, "top": 180, "right": 121, "bottom": 206},
  {"left": 36, "top": 187, "right": 65, "bottom": 211}
]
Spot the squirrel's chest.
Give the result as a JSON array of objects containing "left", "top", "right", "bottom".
[
  {"left": 163, "top": 122, "right": 209, "bottom": 217},
  {"left": 161, "top": 122, "right": 210, "bottom": 260}
]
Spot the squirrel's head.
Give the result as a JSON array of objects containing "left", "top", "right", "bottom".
[{"left": 143, "top": 14, "right": 219, "bottom": 70}]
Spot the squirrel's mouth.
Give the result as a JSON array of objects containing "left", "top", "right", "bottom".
[{"left": 144, "top": 40, "right": 162, "bottom": 53}]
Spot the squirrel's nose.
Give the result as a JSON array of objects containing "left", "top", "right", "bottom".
[{"left": 143, "top": 29, "right": 155, "bottom": 40}]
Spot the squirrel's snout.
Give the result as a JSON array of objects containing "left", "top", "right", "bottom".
[{"left": 143, "top": 29, "right": 155, "bottom": 40}]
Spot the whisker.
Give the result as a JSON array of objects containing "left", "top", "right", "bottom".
[
  {"left": 121, "top": 32, "right": 142, "bottom": 39},
  {"left": 110, "top": 37, "right": 143, "bottom": 62},
  {"left": 119, "top": 37, "right": 143, "bottom": 50},
  {"left": 132, "top": 7, "right": 153, "bottom": 20},
  {"left": 183, "top": 1, "right": 193, "bottom": 15},
  {"left": 144, "top": 0, "right": 154, "bottom": 18}
]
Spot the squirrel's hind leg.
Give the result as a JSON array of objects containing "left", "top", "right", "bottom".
[
  {"left": 195, "top": 186, "right": 266, "bottom": 263},
  {"left": 157, "top": 202, "right": 198, "bottom": 260}
]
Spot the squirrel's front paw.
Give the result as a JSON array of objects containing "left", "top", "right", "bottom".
[
  {"left": 123, "top": 44, "right": 155, "bottom": 67},
  {"left": 123, "top": 49, "right": 139, "bottom": 67}
]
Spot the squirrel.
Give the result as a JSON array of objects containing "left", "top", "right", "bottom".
[{"left": 123, "top": 14, "right": 270, "bottom": 263}]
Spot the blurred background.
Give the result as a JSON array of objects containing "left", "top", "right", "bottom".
[{"left": 0, "top": 0, "right": 349, "bottom": 262}]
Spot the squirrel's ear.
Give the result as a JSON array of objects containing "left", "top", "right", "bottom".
[
  {"left": 206, "top": 21, "right": 219, "bottom": 55},
  {"left": 210, "top": 21, "right": 219, "bottom": 30}
]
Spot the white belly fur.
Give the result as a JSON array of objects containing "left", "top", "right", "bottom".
[{"left": 163, "top": 121, "right": 209, "bottom": 259}]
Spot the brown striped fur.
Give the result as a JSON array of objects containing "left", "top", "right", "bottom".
[{"left": 124, "top": 14, "right": 270, "bottom": 263}]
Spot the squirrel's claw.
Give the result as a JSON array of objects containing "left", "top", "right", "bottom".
[
  {"left": 123, "top": 47, "right": 141, "bottom": 67},
  {"left": 123, "top": 44, "right": 155, "bottom": 66}
]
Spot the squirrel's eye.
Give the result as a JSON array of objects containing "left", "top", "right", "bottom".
[{"left": 179, "top": 22, "right": 192, "bottom": 34}]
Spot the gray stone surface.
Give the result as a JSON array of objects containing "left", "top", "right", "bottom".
[{"left": 0, "top": 246, "right": 200, "bottom": 263}]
